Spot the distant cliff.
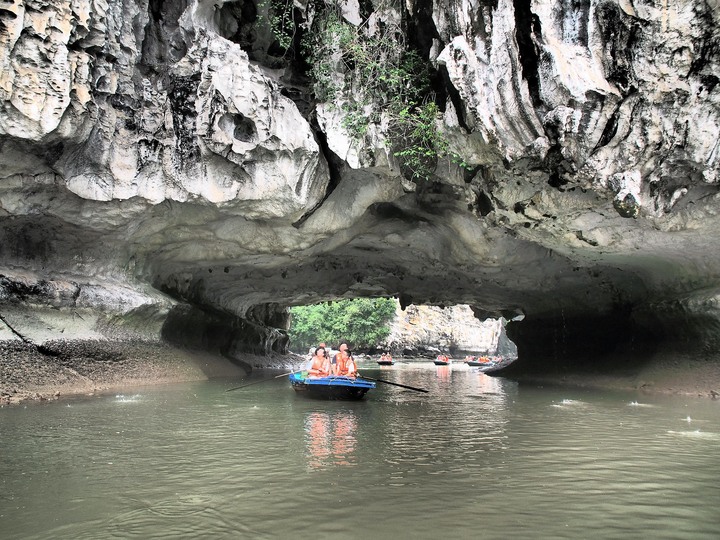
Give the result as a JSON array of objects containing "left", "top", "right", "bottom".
[{"left": 383, "top": 303, "right": 506, "bottom": 356}]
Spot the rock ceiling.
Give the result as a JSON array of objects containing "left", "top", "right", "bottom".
[{"left": 1, "top": 0, "right": 719, "bottom": 365}]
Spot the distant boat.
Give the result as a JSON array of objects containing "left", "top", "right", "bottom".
[
  {"left": 377, "top": 356, "right": 395, "bottom": 366},
  {"left": 470, "top": 356, "right": 516, "bottom": 373},
  {"left": 289, "top": 373, "right": 375, "bottom": 400},
  {"left": 467, "top": 356, "right": 492, "bottom": 367},
  {"left": 434, "top": 355, "right": 451, "bottom": 366}
]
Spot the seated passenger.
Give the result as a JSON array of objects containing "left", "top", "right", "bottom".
[
  {"left": 333, "top": 344, "right": 357, "bottom": 378},
  {"left": 307, "top": 347, "right": 331, "bottom": 378}
]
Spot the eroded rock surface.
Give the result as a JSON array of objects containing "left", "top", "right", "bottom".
[{"left": 1, "top": 0, "right": 719, "bottom": 377}]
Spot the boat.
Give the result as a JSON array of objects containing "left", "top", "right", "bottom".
[
  {"left": 377, "top": 353, "right": 394, "bottom": 365},
  {"left": 470, "top": 356, "right": 517, "bottom": 374},
  {"left": 288, "top": 373, "right": 375, "bottom": 400},
  {"left": 377, "top": 355, "right": 394, "bottom": 365},
  {"left": 433, "top": 355, "right": 451, "bottom": 366},
  {"left": 467, "top": 356, "right": 492, "bottom": 367}
]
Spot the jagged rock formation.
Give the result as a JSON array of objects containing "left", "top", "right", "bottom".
[
  {"left": 1, "top": 0, "right": 720, "bottom": 377},
  {"left": 382, "top": 303, "right": 504, "bottom": 356}
]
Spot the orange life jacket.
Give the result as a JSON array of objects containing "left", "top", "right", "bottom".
[
  {"left": 309, "top": 356, "right": 330, "bottom": 377},
  {"left": 334, "top": 353, "right": 355, "bottom": 376}
]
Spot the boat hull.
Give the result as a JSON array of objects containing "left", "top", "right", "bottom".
[
  {"left": 289, "top": 373, "right": 375, "bottom": 400},
  {"left": 377, "top": 361, "right": 394, "bottom": 366},
  {"left": 467, "top": 361, "right": 489, "bottom": 367},
  {"left": 470, "top": 357, "right": 517, "bottom": 373},
  {"left": 433, "top": 361, "right": 450, "bottom": 366}
]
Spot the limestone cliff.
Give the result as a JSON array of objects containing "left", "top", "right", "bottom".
[
  {"left": 383, "top": 303, "right": 504, "bottom": 356},
  {"left": 1, "top": 0, "right": 719, "bottom": 375}
]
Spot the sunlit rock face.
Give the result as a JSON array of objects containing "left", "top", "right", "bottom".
[
  {"left": 1, "top": 0, "right": 719, "bottom": 372},
  {"left": 383, "top": 303, "right": 504, "bottom": 355}
]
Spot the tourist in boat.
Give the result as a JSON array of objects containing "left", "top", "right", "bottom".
[
  {"left": 307, "top": 347, "right": 331, "bottom": 378},
  {"left": 333, "top": 343, "right": 357, "bottom": 378}
]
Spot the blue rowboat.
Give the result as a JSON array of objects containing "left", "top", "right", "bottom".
[{"left": 289, "top": 373, "right": 375, "bottom": 400}]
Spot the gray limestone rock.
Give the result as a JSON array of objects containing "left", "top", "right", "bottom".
[{"left": 1, "top": 0, "right": 719, "bottom": 375}]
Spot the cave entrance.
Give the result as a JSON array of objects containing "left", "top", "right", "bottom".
[{"left": 286, "top": 298, "right": 515, "bottom": 360}]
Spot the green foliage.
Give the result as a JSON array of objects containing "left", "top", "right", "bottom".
[
  {"left": 258, "top": 0, "right": 296, "bottom": 53},
  {"left": 288, "top": 298, "right": 397, "bottom": 351},
  {"left": 303, "top": 1, "right": 467, "bottom": 181}
]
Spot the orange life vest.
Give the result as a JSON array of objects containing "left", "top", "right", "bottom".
[
  {"left": 334, "top": 353, "right": 355, "bottom": 376},
  {"left": 309, "top": 356, "right": 330, "bottom": 377}
]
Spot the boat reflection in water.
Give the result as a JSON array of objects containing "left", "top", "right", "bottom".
[
  {"left": 435, "top": 365, "right": 451, "bottom": 382},
  {"left": 304, "top": 410, "right": 359, "bottom": 469}
]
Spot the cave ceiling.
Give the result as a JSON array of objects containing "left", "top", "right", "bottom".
[{"left": 1, "top": 0, "right": 720, "bottom": 355}]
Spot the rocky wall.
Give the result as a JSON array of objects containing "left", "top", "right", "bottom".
[{"left": 1, "top": 0, "right": 719, "bottom": 376}]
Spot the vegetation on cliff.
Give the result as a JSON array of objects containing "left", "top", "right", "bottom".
[
  {"left": 288, "top": 298, "right": 396, "bottom": 351},
  {"left": 255, "top": 0, "right": 465, "bottom": 180}
]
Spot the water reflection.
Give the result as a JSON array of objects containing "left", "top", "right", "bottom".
[
  {"left": 303, "top": 410, "right": 358, "bottom": 469},
  {"left": 3, "top": 368, "right": 719, "bottom": 539},
  {"left": 435, "top": 365, "right": 451, "bottom": 382}
]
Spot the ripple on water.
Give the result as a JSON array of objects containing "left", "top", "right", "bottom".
[
  {"left": 666, "top": 430, "right": 720, "bottom": 440},
  {"left": 628, "top": 401, "right": 655, "bottom": 407},
  {"left": 114, "top": 394, "right": 142, "bottom": 403}
]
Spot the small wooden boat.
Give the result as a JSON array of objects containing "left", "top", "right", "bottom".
[
  {"left": 377, "top": 353, "right": 394, "bottom": 365},
  {"left": 467, "top": 356, "right": 492, "bottom": 367},
  {"left": 470, "top": 356, "right": 517, "bottom": 374},
  {"left": 289, "top": 373, "right": 375, "bottom": 400},
  {"left": 433, "top": 356, "right": 451, "bottom": 366}
]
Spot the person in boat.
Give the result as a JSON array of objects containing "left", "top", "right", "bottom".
[
  {"left": 332, "top": 343, "right": 357, "bottom": 378},
  {"left": 385, "top": 351, "right": 392, "bottom": 362},
  {"left": 307, "top": 347, "right": 331, "bottom": 378},
  {"left": 304, "top": 346, "right": 317, "bottom": 370}
]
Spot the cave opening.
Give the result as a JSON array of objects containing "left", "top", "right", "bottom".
[{"left": 285, "top": 297, "right": 515, "bottom": 361}]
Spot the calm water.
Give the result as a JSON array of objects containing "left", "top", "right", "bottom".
[{"left": 1, "top": 360, "right": 719, "bottom": 539}]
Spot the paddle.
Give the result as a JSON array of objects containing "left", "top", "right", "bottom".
[
  {"left": 357, "top": 375, "right": 429, "bottom": 393},
  {"left": 225, "top": 370, "right": 297, "bottom": 392}
]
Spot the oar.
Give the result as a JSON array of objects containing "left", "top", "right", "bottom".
[
  {"left": 357, "top": 375, "right": 429, "bottom": 393},
  {"left": 225, "top": 370, "right": 297, "bottom": 392}
]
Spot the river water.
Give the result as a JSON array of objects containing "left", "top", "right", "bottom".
[{"left": 1, "top": 360, "right": 718, "bottom": 539}]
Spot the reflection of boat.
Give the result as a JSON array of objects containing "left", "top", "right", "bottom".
[
  {"left": 289, "top": 373, "right": 375, "bottom": 400},
  {"left": 305, "top": 411, "right": 358, "bottom": 469}
]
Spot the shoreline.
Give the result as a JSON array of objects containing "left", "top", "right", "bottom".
[
  {"left": 497, "top": 357, "right": 720, "bottom": 399},
  {"left": 0, "top": 340, "right": 303, "bottom": 406},
  {"left": 2, "top": 341, "right": 719, "bottom": 405}
]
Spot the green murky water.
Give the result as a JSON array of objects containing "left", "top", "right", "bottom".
[{"left": 1, "top": 361, "right": 718, "bottom": 539}]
